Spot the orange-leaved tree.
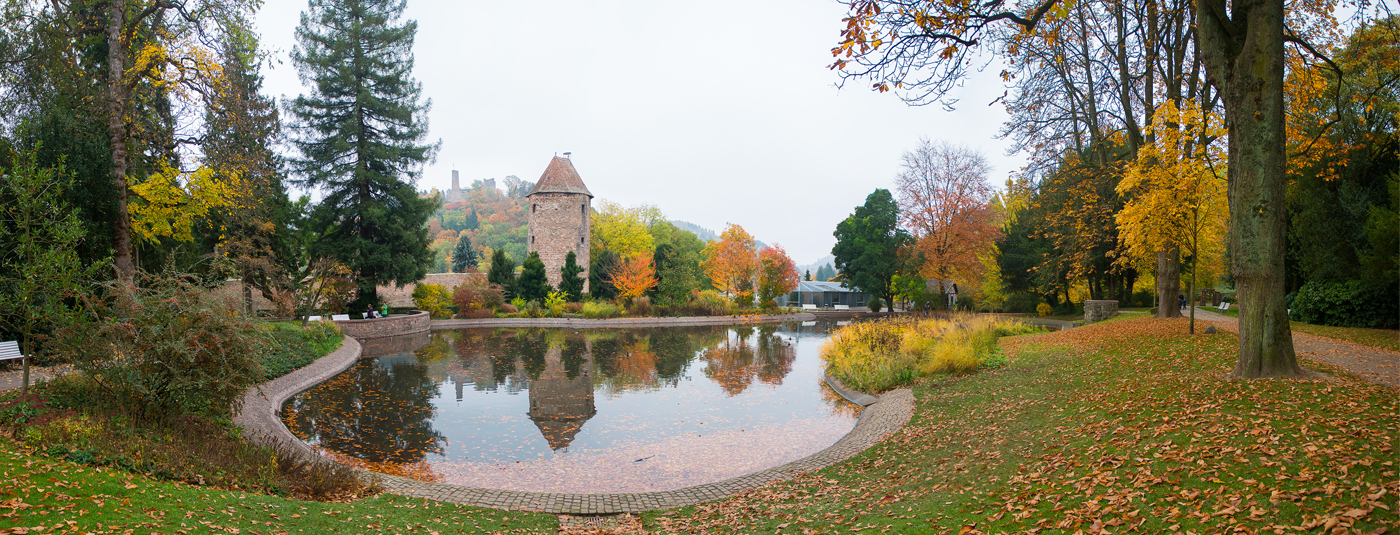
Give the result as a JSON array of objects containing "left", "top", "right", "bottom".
[
  {"left": 607, "top": 253, "right": 658, "bottom": 300},
  {"left": 895, "top": 139, "right": 1002, "bottom": 288},
  {"left": 757, "top": 244, "right": 800, "bottom": 309},
  {"left": 702, "top": 223, "right": 758, "bottom": 301},
  {"left": 1117, "top": 100, "right": 1229, "bottom": 335}
]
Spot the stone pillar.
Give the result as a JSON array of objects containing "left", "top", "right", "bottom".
[{"left": 1084, "top": 300, "right": 1119, "bottom": 324}]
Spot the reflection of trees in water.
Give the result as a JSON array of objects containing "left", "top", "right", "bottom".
[
  {"left": 562, "top": 338, "right": 588, "bottom": 379},
  {"left": 817, "top": 379, "right": 862, "bottom": 419},
  {"left": 283, "top": 359, "right": 445, "bottom": 465},
  {"left": 702, "top": 325, "right": 796, "bottom": 396},
  {"left": 514, "top": 331, "right": 548, "bottom": 381},
  {"left": 755, "top": 325, "right": 796, "bottom": 386}
]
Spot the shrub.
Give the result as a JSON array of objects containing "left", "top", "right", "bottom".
[
  {"left": 955, "top": 295, "right": 975, "bottom": 311},
  {"left": 693, "top": 291, "right": 729, "bottom": 316},
  {"left": 581, "top": 301, "right": 622, "bottom": 319},
  {"left": 411, "top": 283, "right": 453, "bottom": 318},
  {"left": 500, "top": 303, "right": 519, "bottom": 314},
  {"left": 1036, "top": 303, "right": 1054, "bottom": 317},
  {"left": 1290, "top": 280, "right": 1399, "bottom": 329},
  {"left": 1131, "top": 289, "right": 1155, "bottom": 307},
  {"left": 564, "top": 302, "right": 583, "bottom": 314},
  {"left": 452, "top": 279, "right": 504, "bottom": 318},
  {"left": 1004, "top": 293, "right": 1041, "bottom": 314},
  {"left": 869, "top": 298, "right": 884, "bottom": 313},
  {"left": 50, "top": 273, "right": 266, "bottom": 418},
  {"left": 628, "top": 296, "right": 653, "bottom": 316}
]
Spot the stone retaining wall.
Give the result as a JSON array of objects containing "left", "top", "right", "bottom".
[{"left": 333, "top": 310, "right": 431, "bottom": 340}]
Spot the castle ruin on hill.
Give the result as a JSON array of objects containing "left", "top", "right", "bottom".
[{"left": 441, "top": 170, "right": 495, "bottom": 203}]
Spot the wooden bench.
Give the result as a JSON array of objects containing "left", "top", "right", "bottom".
[
  {"left": 331, "top": 314, "right": 351, "bottom": 321},
  {"left": 306, "top": 315, "right": 322, "bottom": 322},
  {"left": 1219, "top": 302, "right": 1230, "bottom": 311},
  {"left": 801, "top": 304, "right": 818, "bottom": 311},
  {"left": 833, "top": 304, "right": 850, "bottom": 311}
]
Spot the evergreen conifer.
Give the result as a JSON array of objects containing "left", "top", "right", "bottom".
[
  {"left": 559, "top": 251, "right": 586, "bottom": 301},
  {"left": 517, "top": 252, "right": 551, "bottom": 302},
  {"left": 451, "top": 235, "right": 478, "bottom": 272},
  {"left": 488, "top": 249, "right": 516, "bottom": 299},
  {"left": 287, "top": 0, "right": 441, "bottom": 309}
]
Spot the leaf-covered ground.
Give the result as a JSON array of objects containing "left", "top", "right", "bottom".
[{"left": 643, "top": 316, "right": 1398, "bottom": 534}]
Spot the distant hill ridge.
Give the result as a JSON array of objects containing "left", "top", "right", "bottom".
[{"left": 669, "top": 220, "right": 769, "bottom": 249}]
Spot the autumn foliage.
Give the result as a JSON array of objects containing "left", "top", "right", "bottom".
[
  {"left": 702, "top": 223, "right": 758, "bottom": 299},
  {"left": 895, "top": 140, "right": 1001, "bottom": 285},
  {"left": 756, "top": 244, "right": 800, "bottom": 308},
  {"left": 606, "top": 253, "right": 658, "bottom": 300}
]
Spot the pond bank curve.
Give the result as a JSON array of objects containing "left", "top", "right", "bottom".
[{"left": 234, "top": 315, "right": 914, "bottom": 514}]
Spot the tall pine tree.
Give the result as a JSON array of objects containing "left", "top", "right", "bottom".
[{"left": 288, "top": 0, "right": 440, "bottom": 309}]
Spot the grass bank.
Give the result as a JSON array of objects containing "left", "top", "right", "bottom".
[
  {"left": 645, "top": 316, "right": 1398, "bottom": 533},
  {"left": 0, "top": 321, "right": 352, "bottom": 498},
  {"left": 0, "top": 444, "right": 557, "bottom": 533}
]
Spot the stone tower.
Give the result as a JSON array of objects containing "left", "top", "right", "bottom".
[{"left": 526, "top": 155, "right": 592, "bottom": 292}]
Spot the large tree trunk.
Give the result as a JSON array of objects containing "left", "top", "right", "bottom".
[
  {"left": 106, "top": 0, "right": 135, "bottom": 289},
  {"left": 1197, "top": 0, "right": 1301, "bottom": 377},
  {"left": 1155, "top": 247, "right": 1182, "bottom": 318}
]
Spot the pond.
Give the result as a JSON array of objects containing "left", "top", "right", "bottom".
[{"left": 281, "top": 321, "right": 861, "bottom": 494}]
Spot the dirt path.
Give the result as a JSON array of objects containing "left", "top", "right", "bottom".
[{"left": 1186, "top": 307, "right": 1399, "bottom": 388}]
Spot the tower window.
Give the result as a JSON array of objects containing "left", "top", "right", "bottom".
[
  {"left": 581, "top": 204, "right": 586, "bottom": 214},
  {"left": 530, "top": 235, "right": 535, "bottom": 244},
  {"left": 532, "top": 204, "right": 537, "bottom": 213}
]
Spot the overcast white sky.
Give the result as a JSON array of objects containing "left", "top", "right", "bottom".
[{"left": 254, "top": 0, "right": 1025, "bottom": 265}]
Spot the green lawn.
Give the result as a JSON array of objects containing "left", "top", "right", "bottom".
[
  {"left": 0, "top": 445, "right": 558, "bottom": 534},
  {"left": 644, "top": 316, "right": 1398, "bottom": 533}
]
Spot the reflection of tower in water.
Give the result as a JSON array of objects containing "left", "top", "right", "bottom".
[{"left": 528, "top": 340, "right": 596, "bottom": 450}]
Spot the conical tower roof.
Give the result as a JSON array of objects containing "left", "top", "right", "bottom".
[{"left": 526, "top": 156, "right": 593, "bottom": 198}]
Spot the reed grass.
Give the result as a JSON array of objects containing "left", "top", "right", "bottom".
[{"left": 821, "top": 315, "right": 1043, "bottom": 393}]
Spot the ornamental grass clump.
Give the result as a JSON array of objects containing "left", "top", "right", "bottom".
[{"left": 822, "top": 315, "right": 1043, "bottom": 393}]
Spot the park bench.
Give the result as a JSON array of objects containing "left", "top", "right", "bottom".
[
  {"left": 330, "top": 314, "right": 351, "bottom": 321},
  {"left": 801, "top": 304, "right": 817, "bottom": 311},
  {"left": 834, "top": 304, "right": 850, "bottom": 311},
  {"left": 1219, "top": 302, "right": 1230, "bottom": 311},
  {"left": 0, "top": 341, "right": 23, "bottom": 365},
  {"left": 306, "top": 315, "right": 322, "bottom": 322},
  {"left": 1, "top": 340, "right": 29, "bottom": 393}
]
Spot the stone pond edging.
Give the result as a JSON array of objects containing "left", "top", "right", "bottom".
[
  {"left": 233, "top": 315, "right": 915, "bottom": 515},
  {"left": 333, "top": 310, "right": 430, "bottom": 339}
]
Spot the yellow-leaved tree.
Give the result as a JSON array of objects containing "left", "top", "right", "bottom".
[
  {"left": 128, "top": 163, "right": 242, "bottom": 244},
  {"left": 1117, "top": 101, "right": 1228, "bottom": 333},
  {"left": 590, "top": 200, "right": 660, "bottom": 260}
]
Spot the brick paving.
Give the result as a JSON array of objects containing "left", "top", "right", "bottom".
[{"left": 231, "top": 316, "right": 916, "bottom": 515}]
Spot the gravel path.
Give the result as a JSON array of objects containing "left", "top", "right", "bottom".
[{"left": 1187, "top": 307, "right": 1399, "bottom": 388}]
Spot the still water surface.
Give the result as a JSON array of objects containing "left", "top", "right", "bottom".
[{"left": 282, "top": 321, "right": 859, "bottom": 493}]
